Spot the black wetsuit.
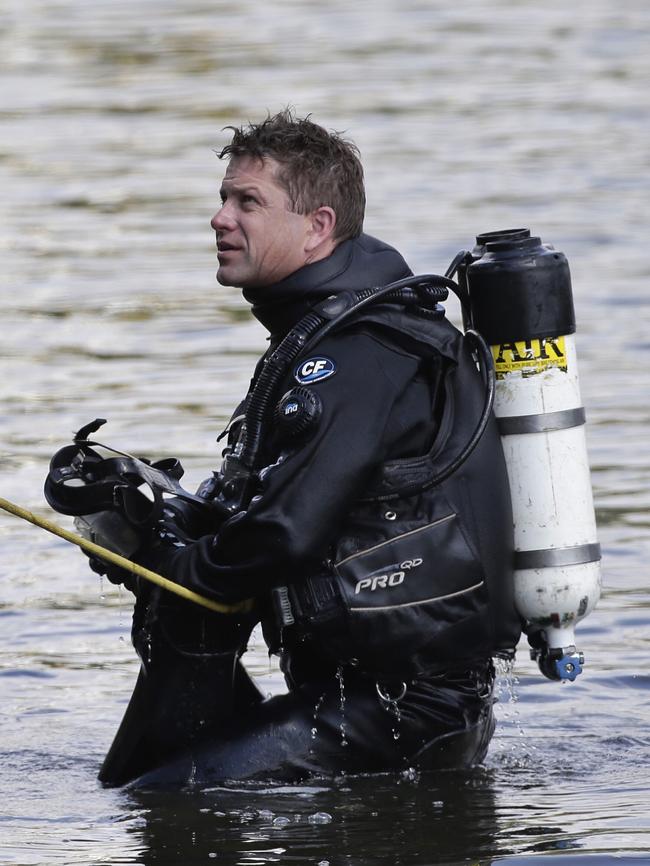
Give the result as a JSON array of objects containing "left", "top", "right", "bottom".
[{"left": 99, "top": 234, "right": 521, "bottom": 787}]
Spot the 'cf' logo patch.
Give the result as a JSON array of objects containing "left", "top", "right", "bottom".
[{"left": 294, "top": 356, "right": 336, "bottom": 384}]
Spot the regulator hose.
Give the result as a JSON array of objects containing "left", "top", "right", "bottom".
[
  {"left": 237, "top": 271, "right": 494, "bottom": 510},
  {"left": 239, "top": 311, "right": 325, "bottom": 468},
  {"left": 298, "top": 274, "right": 454, "bottom": 361},
  {"left": 363, "top": 326, "right": 496, "bottom": 502},
  {"left": 444, "top": 249, "right": 472, "bottom": 324},
  {"left": 420, "top": 327, "right": 495, "bottom": 490},
  {"left": 239, "top": 274, "right": 454, "bottom": 472}
]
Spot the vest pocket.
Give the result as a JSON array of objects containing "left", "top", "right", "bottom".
[
  {"left": 333, "top": 513, "right": 489, "bottom": 671},
  {"left": 336, "top": 513, "right": 482, "bottom": 610}
]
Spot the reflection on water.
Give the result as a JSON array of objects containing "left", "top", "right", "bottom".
[
  {"left": 125, "top": 772, "right": 503, "bottom": 865},
  {"left": 1, "top": 0, "right": 650, "bottom": 863}
]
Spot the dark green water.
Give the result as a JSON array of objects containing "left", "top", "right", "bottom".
[{"left": 1, "top": 1, "right": 649, "bottom": 863}]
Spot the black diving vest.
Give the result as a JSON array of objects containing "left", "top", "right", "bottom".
[{"left": 279, "top": 305, "right": 522, "bottom": 678}]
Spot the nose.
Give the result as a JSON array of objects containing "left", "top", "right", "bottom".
[{"left": 211, "top": 202, "right": 234, "bottom": 232}]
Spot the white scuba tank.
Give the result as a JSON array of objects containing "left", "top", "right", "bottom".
[{"left": 462, "top": 230, "right": 601, "bottom": 681}]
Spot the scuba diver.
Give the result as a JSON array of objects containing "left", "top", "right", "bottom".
[{"left": 45, "top": 109, "right": 523, "bottom": 786}]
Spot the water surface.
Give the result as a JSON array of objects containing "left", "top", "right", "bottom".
[{"left": 1, "top": 1, "right": 649, "bottom": 863}]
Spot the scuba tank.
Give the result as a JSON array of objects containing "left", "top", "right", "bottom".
[{"left": 453, "top": 229, "right": 601, "bottom": 681}]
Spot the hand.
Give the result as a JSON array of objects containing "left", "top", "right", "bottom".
[
  {"left": 86, "top": 553, "right": 138, "bottom": 591},
  {"left": 74, "top": 511, "right": 143, "bottom": 591}
]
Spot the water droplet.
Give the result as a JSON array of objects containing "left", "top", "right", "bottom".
[
  {"left": 308, "top": 811, "right": 333, "bottom": 825},
  {"left": 117, "top": 583, "right": 125, "bottom": 629},
  {"left": 494, "top": 657, "right": 536, "bottom": 762},
  {"left": 400, "top": 766, "right": 420, "bottom": 783},
  {"left": 272, "top": 816, "right": 291, "bottom": 828},
  {"left": 379, "top": 687, "right": 403, "bottom": 742},
  {"left": 336, "top": 667, "right": 347, "bottom": 747},
  {"left": 311, "top": 692, "right": 326, "bottom": 741}
]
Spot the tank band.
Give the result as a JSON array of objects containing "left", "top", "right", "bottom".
[
  {"left": 515, "top": 542, "right": 601, "bottom": 570},
  {"left": 498, "top": 407, "right": 586, "bottom": 436}
]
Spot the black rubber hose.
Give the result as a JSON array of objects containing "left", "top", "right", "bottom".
[
  {"left": 240, "top": 275, "right": 453, "bottom": 471},
  {"left": 378, "top": 326, "right": 495, "bottom": 501},
  {"left": 424, "top": 327, "right": 496, "bottom": 488},
  {"left": 238, "top": 272, "right": 481, "bottom": 508},
  {"left": 239, "top": 310, "right": 327, "bottom": 467},
  {"left": 298, "top": 274, "right": 454, "bottom": 357},
  {"left": 444, "top": 249, "right": 473, "bottom": 326}
]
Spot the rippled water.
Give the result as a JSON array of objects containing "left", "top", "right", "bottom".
[{"left": 1, "top": 1, "right": 649, "bottom": 863}]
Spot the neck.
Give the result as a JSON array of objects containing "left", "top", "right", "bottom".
[
  {"left": 241, "top": 233, "right": 413, "bottom": 339},
  {"left": 242, "top": 240, "right": 354, "bottom": 337},
  {"left": 303, "top": 236, "right": 339, "bottom": 268}
]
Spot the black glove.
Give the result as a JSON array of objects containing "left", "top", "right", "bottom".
[
  {"left": 74, "top": 511, "right": 143, "bottom": 591},
  {"left": 86, "top": 553, "right": 138, "bottom": 592}
]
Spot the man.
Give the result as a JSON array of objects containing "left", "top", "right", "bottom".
[{"left": 92, "top": 110, "right": 522, "bottom": 786}]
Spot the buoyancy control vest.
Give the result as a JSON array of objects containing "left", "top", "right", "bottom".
[{"left": 275, "top": 303, "right": 522, "bottom": 678}]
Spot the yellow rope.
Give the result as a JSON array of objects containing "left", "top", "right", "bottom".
[{"left": 0, "top": 496, "right": 254, "bottom": 615}]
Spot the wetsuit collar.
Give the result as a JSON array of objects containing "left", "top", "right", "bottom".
[
  {"left": 242, "top": 233, "right": 413, "bottom": 339},
  {"left": 242, "top": 238, "right": 355, "bottom": 338}
]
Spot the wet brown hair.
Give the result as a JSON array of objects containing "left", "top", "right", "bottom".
[{"left": 217, "top": 108, "right": 365, "bottom": 242}]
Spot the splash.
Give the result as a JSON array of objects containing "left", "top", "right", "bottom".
[{"left": 494, "top": 656, "right": 536, "bottom": 766}]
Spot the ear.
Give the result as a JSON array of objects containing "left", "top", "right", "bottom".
[{"left": 305, "top": 206, "right": 337, "bottom": 253}]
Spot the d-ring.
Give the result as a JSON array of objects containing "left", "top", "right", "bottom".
[{"left": 376, "top": 680, "right": 407, "bottom": 704}]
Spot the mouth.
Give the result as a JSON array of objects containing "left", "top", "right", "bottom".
[{"left": 217, "top": 240, "right": 240, "bottom": 256}]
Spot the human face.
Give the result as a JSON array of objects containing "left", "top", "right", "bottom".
[{"left": 211, "top": 156, "right": 315, "bottom": 289}]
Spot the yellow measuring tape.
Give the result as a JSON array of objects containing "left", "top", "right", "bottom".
[{"left": 0, "top": 496, "right": 254, "bottom": 615}]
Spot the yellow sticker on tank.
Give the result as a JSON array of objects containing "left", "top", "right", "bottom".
[{"left": 491, "top": 336, "right": 568, "bottom": 378}]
